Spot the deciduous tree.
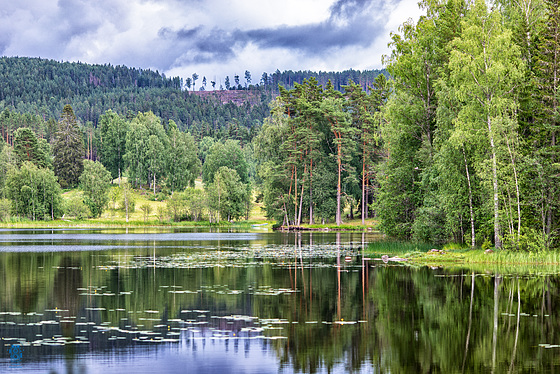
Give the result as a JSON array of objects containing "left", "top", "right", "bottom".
[{"left": 79, "top": 160, "right": 112, "bottom": 217}]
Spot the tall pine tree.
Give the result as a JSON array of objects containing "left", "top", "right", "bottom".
[{"left": 53, "top": 105, "right": 85, "bottom": 188}]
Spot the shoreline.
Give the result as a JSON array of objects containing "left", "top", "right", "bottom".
[{"left": 367, "top": 247, "right": 560, "bottom": 270}]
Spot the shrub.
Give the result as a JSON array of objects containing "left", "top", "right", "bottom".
[{"left": 63, "top": 196, "right": 91, "bottom": 219}]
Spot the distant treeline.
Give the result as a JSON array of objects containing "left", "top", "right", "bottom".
[
  {"left": 0, "top": 57, "right": 386, "bottom": 133},
  {"left": 257, "top": 69, "right": 388, "bottom": 92}
]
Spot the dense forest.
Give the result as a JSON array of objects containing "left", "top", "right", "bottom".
[
  {"left": 0, "top": 57, "right": 386, "bottom": 226},
  {"left": 254, "top": 0, "right": 560, "bottom": 251},
  {"left": 1, "top": 0, "right": 559, "bottom": 252},
  {"left": 0, "top": 57, "right": 383, "bottom": 132},
  {"left": 376, "top": 0, "right": 560, "bottom": 250}
]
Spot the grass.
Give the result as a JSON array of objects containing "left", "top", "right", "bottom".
[
  {"left": 368, "top": 240, "right": 438, "bottom": 258},
  {"left": 287, "top": 218, "right": 379, "bottom": 231},
  {"left": 0, "top": 181, "right": 275, "bottom": 229},
  {"left": 367, "top": 240, "right": 560, "bottom": 271},
  {"left": 0, "top": 178, "right": 375, "bottom": 231}
]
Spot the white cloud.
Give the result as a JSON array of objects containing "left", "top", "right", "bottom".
[{"left": 0, "top": 0, "right": 424, "bottom": 83}]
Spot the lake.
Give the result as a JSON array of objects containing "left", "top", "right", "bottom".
[{"left": 0, "top": 228, "right": 559, "bottom": 373}]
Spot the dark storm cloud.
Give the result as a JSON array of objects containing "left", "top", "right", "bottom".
[
  {"left": 244, "top": 0, "right": 387, "bottom": 52},
  {"left": 160, "top": 25, "right": 255, "bottom": 65},
  {"left": 162, "top": 0, "right": 388, "bottom": 67}
]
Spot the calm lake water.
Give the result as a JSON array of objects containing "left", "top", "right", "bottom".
[{"left": 1, "top": 228, "right": 559, "bottom": 373}]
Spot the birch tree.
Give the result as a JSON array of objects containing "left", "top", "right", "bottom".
[{"left": 448, "top": 0, "right": 525, "bottom": 248}]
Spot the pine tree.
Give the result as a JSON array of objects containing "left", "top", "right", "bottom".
[
  {"left": 53, "top": 105, "right": 85, "bottom": 188},
  {"left": 13, "top": 127, "right": 49, "bottom": 168}
]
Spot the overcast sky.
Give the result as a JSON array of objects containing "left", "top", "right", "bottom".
[{"left": 0, "top": 0, "right": 424, "bottom": 88}]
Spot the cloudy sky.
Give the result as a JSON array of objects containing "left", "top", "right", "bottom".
[{"left": 0, "top": 0, "right": 424, "bottom": 87}]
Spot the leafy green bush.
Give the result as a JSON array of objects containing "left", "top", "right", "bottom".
[
  {"left": 481, "top": 238, "right": 492, "bottom": 251},
  {"left": 0, "top": 198, "right": 12, "bottom": 221},
  {"left": 63, "top": 196, "right": 91, "bottom": 219}
]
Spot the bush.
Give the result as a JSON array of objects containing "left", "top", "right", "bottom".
[
  {"left": 63, "top": 196, "right": 91, "bottom": 219},
  {"left": 481, "top": 238, "right": 492, "bottom": 250},
  {"left": 411, "top": 206, "right": 448, "bottom": 244},
  {"left": 502, "top": 228, "right": 548, "bottom": 252},
  {"left": 0, "top": 198, "right": 12, "bottom": 221}
]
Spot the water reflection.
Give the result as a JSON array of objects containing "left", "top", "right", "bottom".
[{"left": 0, "top": 230, "right": 560, "bottom": 373}]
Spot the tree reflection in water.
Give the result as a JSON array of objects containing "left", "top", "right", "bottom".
[{"left": 0, "top": 232, "right": 560, "bottom": 373}]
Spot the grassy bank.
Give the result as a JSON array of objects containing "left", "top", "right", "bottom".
[
  {"left": 0, "top": 183, "right": 274, "bottom": 229},
  {"left": 0, "top": 183, "right": 377, "bottom": 231},
  {"left": 278, "top": 218, "right": 379, "bottom": 231},
  {"left": 368, "top": 240, "right": 560, "bottom": 272}
]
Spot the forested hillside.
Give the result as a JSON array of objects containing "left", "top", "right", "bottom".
[
  {"left": 0, "top": 57, "right": 384, "bottom": 133},
  {"left": 0, "top": 57, "right": 269, "bottom": 132},
  {"left": 0, "top": 56, "right": 387, "bottom": 227}
]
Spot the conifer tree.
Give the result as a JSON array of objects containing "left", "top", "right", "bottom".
[
  {"left": 13, "top": 127, "right": 48, "bottom": 168},
  {"left": 53, "top": 105, "right": 85, "bottom": 188}
]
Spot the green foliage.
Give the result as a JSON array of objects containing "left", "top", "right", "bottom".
[
  {"left": 98, "top": 110, "right": 129, "bottom": 180},
  {"left": 140, "top": 203, "right": 152, "bottom": 222},
  {"left": 5, "top": 161, "right": 62, "bottom": 220},
  {"left": 202, "top": 140, "right": 248, "bottom": 184},
  {"left": 166, "top": 125, "right": 200, "bottom": 192},
  {"left": 166, "top": 192, "right": 187, "bottom": 222},
  {"left": 13, "top": 127, "right": 49, "bottom": 168},
  {"left": 0, "top": 146, "right": 17, "bottom": 196},
  {"left": 124, "top": 116, "right": 150, "bottom": 186},
  {"left": 119, "top": 183, "right": 136, "bottom": 216},
  {"left": 79, "top": 160, "right": 112, "bottom": 217},
  {"left": 183, "top": 188, "right": 207, "bottom": 221},
  {"left": 0, "top": 198, "right": 11, "bottom": 221},
  {"left": 53, "top": 105, "right": 85, "bottom": 188},
  {"left": 108, "top": 186, "right": 122, "bottom": 211},
  {"left": 255, "top": 78, "right": 382, "bottom": 226},
  {"left": 411, "top": 205, "right": 448, "bottom": 244},
  {"left": 368, "top": 240, "right": 437, "bottom": 256},
  {"left": 373, "top": 0, "right": 560, "bottom": 251},
  {"left": 63, "top": 195, "right": 92, "bottom": 219},
  {"left": 207, "top": 166, "right": 250, "bottom": 221},
  {"left": 481, "top": 238, "right": 493, "bottom": 251}
]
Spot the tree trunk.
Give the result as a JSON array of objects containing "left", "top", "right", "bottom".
[
  {"left": 297, "top": 164, "right": 306, "bottom": 226},
  {"left": 309, "top": 159, "right": 313, "bottom": 225},
  {"left": 488, "top": 116, "right": 501, "bottom": 249},
  {"left": 362, "top": 155, "right": 366, "bottom": 225},
  {"left": 124, "top": 187, "right": 129, "bottom": 223},
  {"left": 463, "top": 148, "right": 476, "bottom": 249},
  {"left": 505, "top": 136, "right": 521, "bottom": 240},
  {"left": 336, "top": 140, "right": 342, "bottom": 226},
  {"left": 294, "top": 166, "right": 298, "bottom": 226}
]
